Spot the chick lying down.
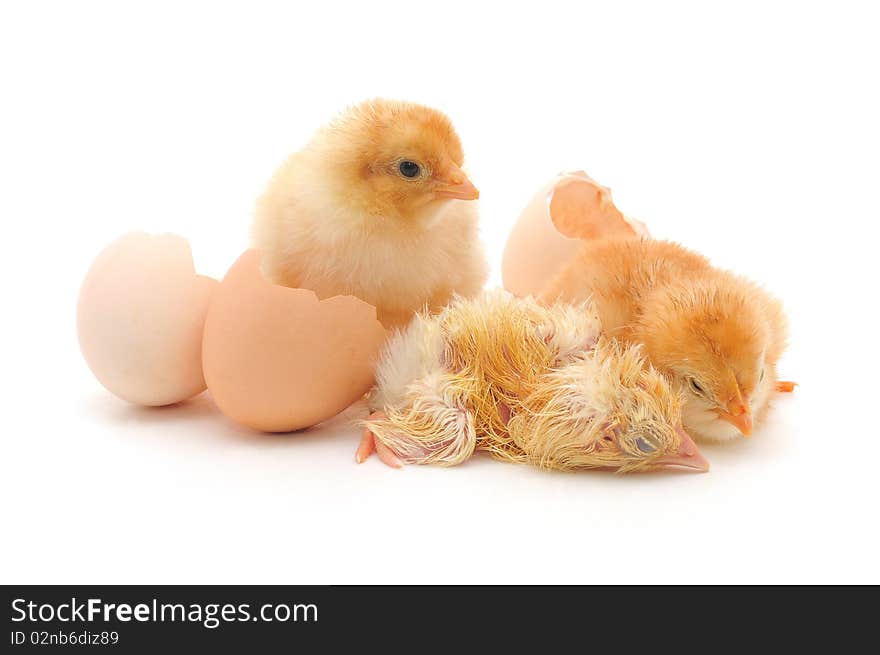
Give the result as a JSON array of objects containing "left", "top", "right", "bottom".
[
  {"left": 542, "top": 237, "right": 794, "bottom": 442},
  {"left": 361, "top": 293, "right": 708, "bottom": 473}
]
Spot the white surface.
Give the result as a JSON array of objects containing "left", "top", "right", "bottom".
[{"left": 1, "top": 1, "right": 877, "bottom": 584}]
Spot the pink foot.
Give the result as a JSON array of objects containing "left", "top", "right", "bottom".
[{"left": 355, "top": 411, "right": 403, "bottom": 469}]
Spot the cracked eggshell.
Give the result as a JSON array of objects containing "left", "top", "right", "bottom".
[
  {"left": 77, "top": 232, "right": 217, "bottom": 406},
  {"left": 202, "top": 250, "right": 387, "bottom": 432},
  {"left": 502, "top": 171, "right": 649, "bottom": 298}
]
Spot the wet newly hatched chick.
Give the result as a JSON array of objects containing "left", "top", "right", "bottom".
[
  {"left": 252, "top": 99, "right": 488, "bottom": 329},
  {"left": 542, "top": 238, "right": 794, "bottom": 442},
  {"left": 357, "top": 292, "right": 708, "bottom": 473}
]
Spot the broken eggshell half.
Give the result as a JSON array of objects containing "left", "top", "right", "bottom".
[
  {"left": 201, "top": 250, "right": 387, "bottom": 433},
  {"left": 502, "top": 171, "right": 649, "bottom": 298},
  {"left": 77, "top": 232, "right": 218, "bottom": 406}
]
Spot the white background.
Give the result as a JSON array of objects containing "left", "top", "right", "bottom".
[{"left": 1, "top": 1, "right": 877, "bottom": 584}]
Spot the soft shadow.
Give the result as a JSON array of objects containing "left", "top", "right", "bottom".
[
  {"left": 228, "top": 400, "right": 371, "bottom": 450},
  {"left": 82, "top": 389, "right": 370, "bottom": 447},
  {"left": 461, "top": 450, "right": 708, "bottom": 481},
  {"left": 107, "top": 393, "right": 219, "bottom": 424}
]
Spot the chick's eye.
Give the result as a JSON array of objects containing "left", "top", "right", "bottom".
[
  {"left": 398, "top": 160, "right": 421, "bottom": 178},
  {"left": 688, "top": 378, "right": 706, "bottom": 396},
  {"left": 759, "top": 368, "right": 765, "bottom": 382},
  {"left": 635, "top": 437, "right": 656, "bottom": 453}
]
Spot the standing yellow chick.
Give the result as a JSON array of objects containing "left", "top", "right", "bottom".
[
  {"left": 358, "top": 293, "right": 709, "bottom": 473},
  {"left": 542, "top": 238, "right": 794, "bottom": 442},
  {"left": 252, "top": 99, "right": 488, "bottom": 329}
]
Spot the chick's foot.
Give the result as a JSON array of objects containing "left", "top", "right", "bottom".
[{"left": 355, "top": 411, "right": 403, "bottom": 468}]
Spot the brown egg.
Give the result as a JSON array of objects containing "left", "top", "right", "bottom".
[
  {"left": 502, "top": 171, "right": 649, "bottom": 297},
  {"left": 77, "top": 232, "right": 217, "bottom": 406},
  {"left": 202, "top": 250, "right": 387, "bottom": 432}
]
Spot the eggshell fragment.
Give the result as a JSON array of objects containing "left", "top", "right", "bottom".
[
  {"left": 77, "top": 232, "right": 217, "bottom": 406},
  {"left": 202, "top": 250, "right": 387, "bottom": 432},
  {"left": 502, "top": 171, "right": 649, "bottom": 298}
]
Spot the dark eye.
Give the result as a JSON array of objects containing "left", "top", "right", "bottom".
[
  {"left": 688, "top": 378, "right": 706, "bottom": 396},
  {"left": 759, "top": 368, "right": 765, "bottom": 382},
  {"left": 398, "top": 160, "right": 421, "bottom": 178}
]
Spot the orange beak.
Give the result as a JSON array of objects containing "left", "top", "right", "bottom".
[
  {"left": 434, "top": 168, "right": 479, "bottom": 201},
  {"left": 656, "top": 426, "right": 710, "bottom": 472},
  {"left": 716, "top": 401, "right": 753, "bottom": 436}
]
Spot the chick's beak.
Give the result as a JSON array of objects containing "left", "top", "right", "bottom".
[
  {"left": 434, "top": 168, "right": 479, "bottom": 201},
  {"left": 655, "top": 426, "right": 710, "bottom": 473},
  {"left": 716, "top": 402, "right": 753, "bottom": 436}
]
